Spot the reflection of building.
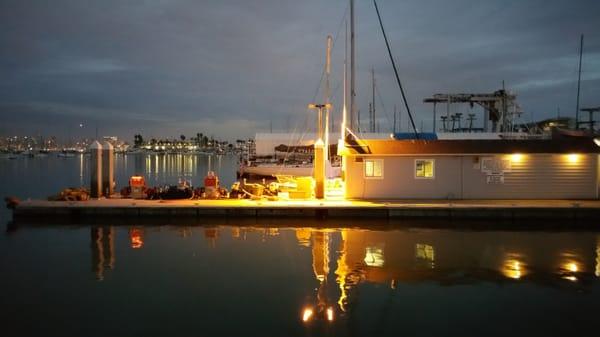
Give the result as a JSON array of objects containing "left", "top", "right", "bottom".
[
  {"left": 298, "top": 228, "right": 599, "bottom": 317},
  {"left": 91, "top": 227, "right": 115, "bottom": 281}
]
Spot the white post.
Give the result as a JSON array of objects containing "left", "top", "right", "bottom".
[
  {"left": 101, "top": 141, "right": 114, "bottom": 197},
  {"left": 90, "top": 141, "right": 102, "bottom": 198}
]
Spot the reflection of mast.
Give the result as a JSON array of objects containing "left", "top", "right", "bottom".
[
  {"left": 91, "top": 227, "right": 115, "bottom": 281},
  {"left": 312, "top": 231, "right": 330, "bottom": 282},
  {"left": 335, "top": 230, "right": 349, "bottom": 312}
]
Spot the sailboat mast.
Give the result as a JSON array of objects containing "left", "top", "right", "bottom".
[
  {"left": 575, "top": 34, "right": 584, "bottom": 129},
  {"left": 324, "top": 35, "right": 332, "bottom": 160},
  {"left": 350, "top": 0, "right": 356, "bottom": 131},
  {"left": 372, "top": 67, "right": 376, "bottom": 132},
  {"left": 341, "top": 20, "right": 348, "bottom": 140}
]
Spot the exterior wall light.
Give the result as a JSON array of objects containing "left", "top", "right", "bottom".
[
  {"left": 567, "top": 154, "right": 579, "bottom": 164},
  {"left": 511, "top": 153, "right": 523, "bottom": 163}
]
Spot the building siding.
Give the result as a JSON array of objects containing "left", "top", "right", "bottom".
[{"left": 346, "top": 154, "right": 598, "bottom": 200}]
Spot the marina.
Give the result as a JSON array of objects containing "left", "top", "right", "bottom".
[{"left": 2, "top": 0, "right": 600, "bottom": 336}]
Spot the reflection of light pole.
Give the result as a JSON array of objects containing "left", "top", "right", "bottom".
[{"left": 308, "top": 103, "right": 332, "bottom": 199}]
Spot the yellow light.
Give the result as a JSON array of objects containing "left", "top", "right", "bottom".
[
  {"left": 503, "top": 258, "right": 525, "bottom": 280},
  {"left": 326, "top": 307, "right": 334, "bottom": 322},
  {"left": 511, "top": 153, "right": 523, "bottom": 163},
  {"left": 594, "top": 138, "right": 600, "bottom": 147},
  {"left": 566, "top": 154, "right": 579, "bottom": 164},
  {"left": 302, "top": 308, "right": 313, "bottom": 322},
  {"left": 568, "top": 262, "right": 578, "bottom": 273}
]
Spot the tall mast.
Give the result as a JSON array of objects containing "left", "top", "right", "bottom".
[
  {"left": 341, "top": 21, "right": 348, "bottom": 141},
  {"left": 350, "top": 0, "right": 356, "bottom": 130},
  {"left": 575, "top": 34, "right": 584, "bottom": 129},
  {"left": 324, "top": 35, "right": 332, "bottom": 160},
  {"left": 372, "top": 67, "right": 376, "bottom": 132},
  {"left": 393, "top": 104, "right": 397, "bottom": 134}
]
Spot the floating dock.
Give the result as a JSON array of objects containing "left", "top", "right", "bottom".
[{"left": 9, "top": 198, "right": 600, "bottom": 220}]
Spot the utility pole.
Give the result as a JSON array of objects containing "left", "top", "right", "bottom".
[{"left": 575, "top": 34, "right": 584, "bottom": 129}]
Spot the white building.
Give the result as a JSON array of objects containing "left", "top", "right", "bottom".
[{"left": 343, "top": 138, "right": 600, "bottom": 200}]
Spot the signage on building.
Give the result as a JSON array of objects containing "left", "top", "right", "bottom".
[{"left": 481, "top": 157, "right": 511, "bottom": 184}]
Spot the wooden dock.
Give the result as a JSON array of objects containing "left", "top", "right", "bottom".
[{"left": 10, "top": 198, "right": 600, "bottom": 220}]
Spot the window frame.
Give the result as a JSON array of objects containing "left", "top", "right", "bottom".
[
  {"left": 364, "top": 158, "right": 384, "bottom": 179},
  {"left": 414, "top": 159, "right": 435, "bottom": 179}
]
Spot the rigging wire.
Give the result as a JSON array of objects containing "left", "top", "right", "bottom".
[
  {"left": 373, "top": 0, "right": 419, "bottom": 138},
  {"left": 280, "top": 3, "right": 350, "bottom": 166}
]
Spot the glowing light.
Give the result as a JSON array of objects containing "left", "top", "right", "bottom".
[
  {"left": 302, "top": 308, "right": 313, "bottom": 322},
  {"left": 326, "top": 307, "right": 334, "bottom": 322},
  {"left": 567, "top": 262, "right": 578, "bottom": 273},
  {"left": 564, "top": 275, "right": 577, "bottom": 282},
  {"left": 594, "top": 138, "right": 600, "bottom": 147},
  {"left": 502, "top": 254, "right": 527, "bottom": 279},
  {"left": 364, "top": 246, "right": 385, "bottom": 267},
  {"left": 566, "top": 154, "right": 579, "bottom": 164},
  {"left": 511, "top": 153, "right": 523, "bottom": 163},
  {"left": 129, "top": 229, "right": 143, "bottom": 249}
]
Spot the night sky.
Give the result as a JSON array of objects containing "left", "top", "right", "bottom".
[{"left": 1, "top": 0, "right": 598, "bottom": 142}]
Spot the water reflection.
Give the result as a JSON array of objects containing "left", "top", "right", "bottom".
[
  {"left": 597, "top": 236, "right": 600, "bottom": 277},
  {"left": 82, "top": 225, "right": 600, "bottom": 332},
  {"left": 91, "top": 227, "right": 115, "bottom": 281},
  {"left": 129, "top": 228, "right": 144, "bottom": 249}
]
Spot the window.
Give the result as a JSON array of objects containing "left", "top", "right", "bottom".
[
  {"left": 364, "top": 159, "right": 383, "bottom": 178},
  {"left": 415, "top": 159, "right": 434, "bottom": 179}
]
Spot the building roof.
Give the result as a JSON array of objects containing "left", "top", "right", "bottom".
[{"left": 346, "top": 138, "right": 600, "bottom": 155}]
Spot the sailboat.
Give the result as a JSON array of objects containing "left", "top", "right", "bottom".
[{"left": 240, "top": 34, "right": 344, "bottom": 179}]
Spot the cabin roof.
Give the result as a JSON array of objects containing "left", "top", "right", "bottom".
[{"left": 346, "top": 138, "right": 600, "bottom": 155}]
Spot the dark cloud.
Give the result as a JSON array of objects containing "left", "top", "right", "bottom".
[{"left": 1, "top": 0, "right": 598, "bottom": 141}]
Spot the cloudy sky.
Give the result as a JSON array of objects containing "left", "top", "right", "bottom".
[{"left": 1, "top": 0, "right": 598, "bottom": 142}]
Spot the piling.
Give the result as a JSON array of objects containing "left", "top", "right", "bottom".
[
  {"left": 101, "top": 140, "right": 114, "bottom": 197},
  {"left": 90, "top": 141, "right": 102, "bottom": 198},
  {"left": 314, "top": 139, "right": 325, "bottom": 199}
]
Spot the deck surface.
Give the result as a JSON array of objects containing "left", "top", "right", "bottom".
[{"left": 11, "top": 198, "right": 600, "bottom": 220}]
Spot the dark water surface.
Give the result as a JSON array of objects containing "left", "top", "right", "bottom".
[{"left": 1, "top": 154, "right": 599, "bottom": 337}]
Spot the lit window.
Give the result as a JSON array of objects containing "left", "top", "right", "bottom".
[
  {"left": 364, "top": 159, "right": 383, "bottom": 178},
  {"left": 415, "top": 159, "right": 434, "bottom": 178}
]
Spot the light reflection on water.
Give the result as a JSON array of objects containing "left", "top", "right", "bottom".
[{"left": 6, "top": 224, "right": 597, "bottom": 336}]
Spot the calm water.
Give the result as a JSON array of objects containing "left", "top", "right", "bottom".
[{"left": 1, "top": 154, "right": 600, "bottom": 337}]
